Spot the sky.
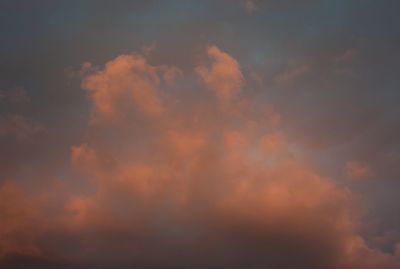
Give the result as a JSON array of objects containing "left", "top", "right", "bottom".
[{"left": 1, "top": 0, "right": 400, "bottom": 268}]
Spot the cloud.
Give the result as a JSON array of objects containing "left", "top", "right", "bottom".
[
  {"left": 242, "top": 0, "right": 258, "bottom": 13},
  {"left": 260, "top": 131, "right": 284, "bottom": 154},
  {"left": 81, "top": 53, "right": 181, "bottom": 123},
  {"left": 0, "top": 114, "right": 46, "bottom": 183},
  {"left": 0, "top": 114, "right": 43, "bottom": 141},
  {"left": 0, "top": 87, "right": 30, "bottom": 104},
  {"left": 1, "top": 46, "right": 399, "bottom": 269},
  {"left": 0, "top": 182, "right": 44, "bottom": 259},
  {"left": 346, "top": 160, "right": 371, "bottom": 181},
  {"left": 196, "top": 46, "right": 244, "bottom": 113},
  {"left": 275, "top": 63, "right": 309, "bottom": 86},
  {"left": 68, "top": 47, "right": 400, "bottom": 268}
]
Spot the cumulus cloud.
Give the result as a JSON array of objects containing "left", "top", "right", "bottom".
[
  {"left": 196, "top": 46, "right": 245, "bottom": 113},
  {"left": 81, "top": 53, "right": 181, "bottom": 123},
  {"left": 1, "top": 46, "right": 399, "bottom": 269}
]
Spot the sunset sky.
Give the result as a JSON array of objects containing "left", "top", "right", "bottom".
[{"left": 1, "top": 1, "right": 400, "bottom": 268}]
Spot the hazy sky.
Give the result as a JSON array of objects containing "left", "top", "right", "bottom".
[{"left": 1, "top": 1, "right": 400, "bottom": 268}]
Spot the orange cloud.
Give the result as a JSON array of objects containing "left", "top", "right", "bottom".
[
  {"left": 1, "top": 46, "right": 399, "bottom": 269},
  {"left": 260, "top": 132, "right": 284, "bottom": 154},
  {"left": 196, "top": 46, "right": 244, "bottom": 113},
  {"left": 81, "top": 53, "right": 180, "bottom": 123}
]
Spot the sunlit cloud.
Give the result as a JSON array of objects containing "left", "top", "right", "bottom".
[{"left": 2, "top": 46, "right": 399, "bottom": 268}]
